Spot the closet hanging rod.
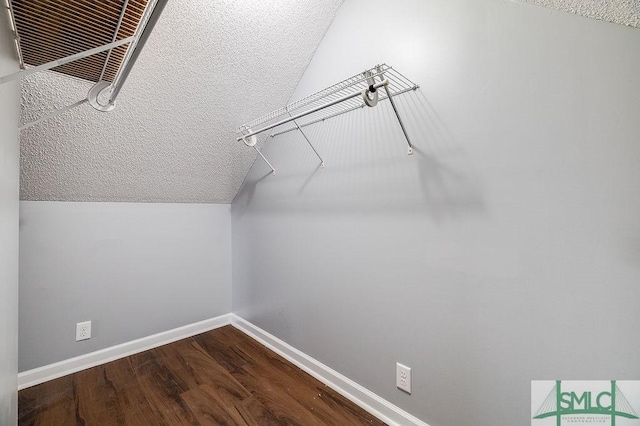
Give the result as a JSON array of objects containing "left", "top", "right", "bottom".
[
  {"left": 235, "top": 64, "right": 419, "bottom": 173},
  {"left": 237, "top": 79, "right": 389, "bottom": 142},
  {"left": 269, "top": 84, "right": 418, "bottom": 138}
]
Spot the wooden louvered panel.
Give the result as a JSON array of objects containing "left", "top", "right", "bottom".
[{"left": 12, "top": 0, "right": 150, "bottom": 83}]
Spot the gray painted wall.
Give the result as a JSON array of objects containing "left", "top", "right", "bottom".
[
  {"left": 231, "top": 1, "right": 640, "bottom": 425},
  {"left": 19, "top": 202, "right": 231, "bottom": 371},
  {"left": 0, "top": 14, "right": 20, "bottom": 426}
]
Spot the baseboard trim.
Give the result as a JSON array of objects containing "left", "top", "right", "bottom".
[
  {"left": 18, "top": 313, "right": 232, "bottom": 390},
  {"left": 19, "top": 313, "right": 428, "bottom": 425},
  {"left": 230, "top": 314, "right": 429, "bottom": 426}
]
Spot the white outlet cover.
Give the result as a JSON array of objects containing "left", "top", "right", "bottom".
[
  {"left": 76, "top": 321, "right": 91, "bottom": 341},
  {"left": 396, "top": 363, "right": 412, "bottom": 394}
]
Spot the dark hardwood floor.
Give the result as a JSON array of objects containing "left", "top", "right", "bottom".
[{"left": 19, "top": 325, "right": 386, "bottom": 425}]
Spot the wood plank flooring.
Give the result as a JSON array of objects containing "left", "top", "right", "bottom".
[{"left": 18, "top": 325, "right": 386, "bottom": 425}]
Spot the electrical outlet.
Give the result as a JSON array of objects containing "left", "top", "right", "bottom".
[
  {"left": 76, "top": 321, "right": 91, "bottom": 341},
  {"left": 397, "top": 363, "right": 411, "bottom": 394}
]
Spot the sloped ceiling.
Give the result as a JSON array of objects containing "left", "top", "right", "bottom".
[
  {"left": 19, "top": 0, "right": 343, "bottom": 203},
  {"left": 522, "top": 0, "right": 640, "bottom": 27}
]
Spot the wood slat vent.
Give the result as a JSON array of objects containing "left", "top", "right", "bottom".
[{"left": 11, "top": 0, "right": 150, "bottom": 83}]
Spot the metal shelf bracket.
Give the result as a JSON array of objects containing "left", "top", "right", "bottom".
[
  {"left": 376, "top": 65, "right": 414, "bottom": 155},
  {"left": 241, "top": 130, "right": 275, "bottom": 175},
  {"left": 288, "top": 109, "right": 324, "bottom": 168}
]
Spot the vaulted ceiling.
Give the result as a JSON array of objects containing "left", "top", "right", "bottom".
[
  {"left": 17, "top": 0, "right": 638, "bottom": 203},
  {"left": 19, "top": 0, "right": 343, "bottom": 203}
]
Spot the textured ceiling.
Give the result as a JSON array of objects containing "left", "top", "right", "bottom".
[
  {"left": 522, "top": 0, "right": 640, "bottom": 27},
  {"left": 19, "top": 0, "right": 343, "bottom": 203}
]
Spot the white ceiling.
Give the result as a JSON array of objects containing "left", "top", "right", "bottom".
[
  {"left": 19, "top": 0, "right": 343, "bottom": 203},
  {"left": 522, "top": 0, "right": 640, "bottom": 27},
  {"left": 19, "top": 0, "right": 638, "bottom": 204}
]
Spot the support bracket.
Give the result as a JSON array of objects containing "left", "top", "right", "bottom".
[
  {"left": 288, "top": 109, "right": 324, "bottom": 167},
  {"left": 242, "top": 130, "right": 275, "bottom": 175},
  {"left": 87, "top": 81, "right": 117, "bottom": 112},
  {"left": 20, "top": 99, "right": 88, "bottom": 131},
  {"left": 376, "top": 65, "right": 414, "bottom": 155}
]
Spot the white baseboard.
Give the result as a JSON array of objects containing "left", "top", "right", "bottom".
[
  {"left": 230, "top": 314, "right": 429, "bottom": 426},
  {"left": 18, "top": 312, "right": 428, "bottom": 426},
  {"left": 18, "top": 313, "right": 232, "bottom": 390}
]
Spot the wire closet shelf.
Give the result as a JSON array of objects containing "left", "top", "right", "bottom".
[
  {"left": 2, "top": 0, "right": 168, "bottom": 127},
  {"left": 235, "top": 64, "right": 419, "bottom": 174}
]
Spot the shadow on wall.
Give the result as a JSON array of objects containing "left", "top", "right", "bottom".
[
  {"left": 232, "top": 170, "right": 272, "bottom": 218},
  {"left": 231, "top": 90, "right": 486, "bottom": 221},
  {"left": 412, "top": 146, "right": 485, "bottom": 221}
]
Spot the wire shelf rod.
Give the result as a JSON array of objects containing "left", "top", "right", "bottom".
[
  {"left": 238, "top": 82, "right": 373, "bottom": 134},
  {"left": 385, "top": 73, "right": 418, "bottom": 91},
  {"left": 11, "top": 4, "right": 140, "bottom": 38},
  {"left": 0, "top": 36, "right": 133, "bottom": 84},
  {"left": 99, "top": 0, "right": 130, "bottom": 82},
  {"left": 17, "top": 32, "right": 114, "bottom": 63},
  {"left": 12, "top": 2, "right": 143, "bottom": 36},
  {"left": 237, "top": 79, "right": 389, "bottom": 141},
  {"left": 9, "top": 20, "right": 137, "bottom": 62},
  {"left": 236, "top": 63, "right": 419, "bottom": 174},
  {"left": 237, "top": 64, "right": 396, "bottom": 132},
  {"left": 236, "top": 64, "right": 418, "bottom": 134},
  {"left": 391, "top": 68, "right": 417, "bottom": 88},
  {"left": 269, "top": 84, "right": 418, "bottom": 138},
  {"left": 270, "top": 104, "right": 366, "bottom": 138}
]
